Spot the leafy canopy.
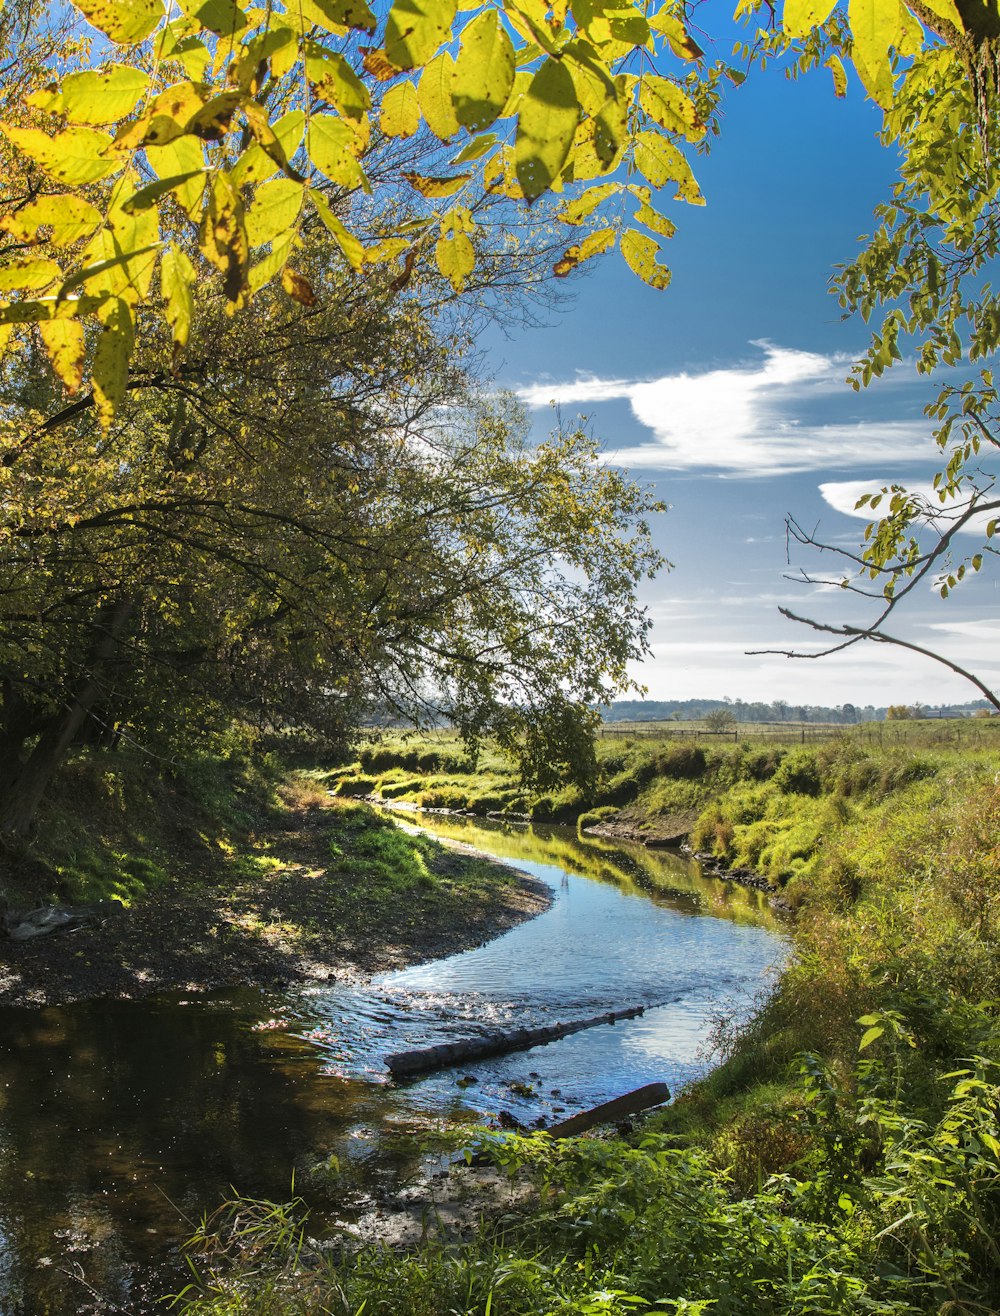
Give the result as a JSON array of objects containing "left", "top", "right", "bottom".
[{"left": 0, "top": 0, "right": 986, "bottom": 426}]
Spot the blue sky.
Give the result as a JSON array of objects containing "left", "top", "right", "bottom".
[{"left": 481, "top": 34, "right": 1000, "bottom": 710}]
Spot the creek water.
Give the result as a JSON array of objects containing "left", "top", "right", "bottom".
[{"left": 0, "top": 815, "right": 786, "bottom": 1315}]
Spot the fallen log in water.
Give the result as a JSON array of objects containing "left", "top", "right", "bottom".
[
  {"left": 543, "top": 1082, "right": 671, "bottom": 1138},
  {"left": 385, "top": 1005, "right": 646, "bottom": 1077}
]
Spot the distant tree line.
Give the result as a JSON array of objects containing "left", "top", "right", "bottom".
[{"left": 600, "top": 699, "right": 995, "bottom": 725}]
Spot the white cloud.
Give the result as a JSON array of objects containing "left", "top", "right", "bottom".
[
  {"left": 819, "top": 479, "right": 999, "bottom": 536},
  {"left": 518, "top": 343, "right": 938, "bottom": 476}
]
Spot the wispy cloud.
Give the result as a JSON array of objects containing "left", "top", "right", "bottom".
[{"left": 518, "top": 343, "right": 938, "bottom": 476}]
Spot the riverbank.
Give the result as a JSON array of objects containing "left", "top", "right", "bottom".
[
  {"left": 173, "top": 733, "right": 1000, "bottom": 1315},
  {"left": 0, "top": 757, "right": 549, "bottom": 1008}
]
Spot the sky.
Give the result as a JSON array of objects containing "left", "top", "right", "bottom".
[{"left": 478, "top": 25, "right": 1000, "bottom": 711}]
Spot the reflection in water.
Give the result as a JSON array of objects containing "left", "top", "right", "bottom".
[{"left": 0, "top": 817, "right": 785, "bottom": 1314}]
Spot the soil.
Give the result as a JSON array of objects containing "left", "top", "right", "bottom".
[{"left": 0, "top": 806, "right": 551, "bottom": 1010}]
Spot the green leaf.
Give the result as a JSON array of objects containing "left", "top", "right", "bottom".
[
  {"left": 26, "top": 66, "right": 150, "bottom": 125},
  {"left": 620, "top": 228, "right": 670, "bottom": 288},
  {"left": 782, "top": 0, "right": 838, "bottom": 38},
  {"left": 419, "top": 53, "right": 461, "bottom": 140},
  {"left": 452, "top": 10, "right": 516, "bottom": 132},
  {"left": 160, "top": 243, "right": 196, "bottom": 347},
  {"left": 381, "top": 80, "right": 421, "bottom": 137},
  {"left": 385, "top": 0, "right": 458, "bottom": 71},
  {"left": 0, "top": 194, "right": 102, "bottom": 247},
  {"left": 248, "top": 233, "right": 294, "bottom": 294},
  {"left": 516, "top": 58, "right": 579, "bottom": 200},
  {"left": 37, "top": 317, "right": 86, "bottom": 392},
  {"left": 0, "top": 124, "right": 120, "bottom": 185},
  {"left": 638, "top": 75, "right": 704, "bottom": 141},
  {"left": 245, "top": 178, "right": 304, "bottom": 247},
  {"left": 307, "top": 115, "right": 369, "bottom": 189},
  {"left": 0, "top": 258, "right": 62, "bottom": 291},
  {"left": 858, "top": 1025, "right": 884, "bottom": 1050},
  {"left": 71, "top": 0, "right": 163, "bottom": 43}
]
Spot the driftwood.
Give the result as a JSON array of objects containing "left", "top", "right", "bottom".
[
  {"left": 543, "top": 1082, "right": 671, "bottom": 1137},
  {"left": 385, "top": 1005, "right": 646, "bottom": 1077}
]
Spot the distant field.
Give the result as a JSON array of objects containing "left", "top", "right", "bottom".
[{"left": 598, "top": 717, "right": 1000, "bottom": 749}]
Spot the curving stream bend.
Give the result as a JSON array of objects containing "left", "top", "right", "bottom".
[{"left": 0, "top": 814, "right": 787, "bottom": 1315}]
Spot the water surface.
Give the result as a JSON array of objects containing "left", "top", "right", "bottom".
[{"left": 0, "top": 815, "right": 786, "bottom": 1314}]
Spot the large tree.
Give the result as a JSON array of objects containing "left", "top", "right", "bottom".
[{"left": 0, "top": 248, "right": 662, "bottom": 840}]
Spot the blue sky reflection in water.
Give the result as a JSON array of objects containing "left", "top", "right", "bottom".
[{"left": 295, "top": 819, "right": 786, "bottom": 1126}]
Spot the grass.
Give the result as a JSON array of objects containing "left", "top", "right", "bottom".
[{"left": 167, "top": 726, "right": 1000, "bottom": 1316}]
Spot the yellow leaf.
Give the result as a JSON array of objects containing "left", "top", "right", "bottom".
[
  {"left": 147, "top": 135, "right": 207, "bottom": 217},
  {"left": 381, "top": 80, "right": 421, "bottom": 137},
  {"left": 452, "top": 9, "right": 516, "bottom": 132},
  {"left": 782, "top": 0, "right": 838, "bottom": 38},
  {"left": 826, "top": 53, "right": 848, "bottom": 96},
  {"left": 309, "top": 189, "right": 364, "bottom": 270},
  {"left": 307, "top": 114, "right": 369, "bottom": 188},
  {"left": 553, "top": 224, "right": 615, "bottom": 276},
  {"left": 92, "top": 297, "right": 135, "bottom": 430},
  {"left": 634, "top": 201, "right": 675, "bottom": 238},
  {"left": 0, "top": 258, "right": 62, "bottom": 291},
  {"left": 230, "top": 109, "right": 304, "bottom": 186},
  {"left": 0, "top": 195, "right": 102, "bottom": 247},
  {"left": 648, "top": 11, "right": 703, "bottom": 59},
  {"left": 632, "top": 130, "right": 702, "bottom": 203},
  {"left": 245, "top": 177, "right": 303, "bottom": 247},
  {"left": 638, "top": 75, "right": 705, "bottom": 142},
  {"left": 288, "top": 0, "right": 376, "bottom": 34},
  {"left": 72, "top": 0, "right": 163, "bottom": 43},
  {"left": 910, "top": 0, "right": 964, "bottom": 32},
  {"left": 305, "top": 46, "right": 371, "bottom": 121},
  {"left": 111, "top": 82, "right": 206, "bottom": 151},
  {"left": 435, "top": 226, "right": 474, "bottom": 290},
  {"left": 402, "top": 170, "right": 471, "bottom": 197},
  {"left": 176, "top": 0, "right": 247, "bottom": 37},
  {"left": 161, "top": 243, "right": 196, "bottom": 347},
  {"left": 38, "top": 318, "right": 86, "bottom": 392},
  {"left": 620, "top": 228, "right": 670, "bottom": 288},
  {"left": 0, "top": 124, "right": 120, "bottom": 185},
  {"left": 26, "top": 66, "right": 150, "bottom": 125},
  {"left": 515, "top": 58, "right": 579, "bottom": 200},
  {"left": 419, "top": 53, "right": 461, "bottom": 139},
  {"left": 385, "top": 0, "right": 457, "bottom": 71},
  {"left": 281, "top": 266, "right": 317, "bottom": 305},
  {"left": 248, "top": 233, "right": 294, "bottom": 293},
  {"left": 200, "top": 172, "right": 249, "bottom": 309},
  {"left": 555, "top": 181, "right": 620, "bottom": 224},
  {"left": 849, "top": 0, "right": 897, "bottom": 106}
]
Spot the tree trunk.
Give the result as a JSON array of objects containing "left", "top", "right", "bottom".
[{"left": 0, "top": 598, "right": 134, "bottom": 841}]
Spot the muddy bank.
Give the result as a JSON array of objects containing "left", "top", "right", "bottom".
[
  {"left": 581, "top": 810, "right": 699, "bottom": 848},
  {"left": 0, "top": 806, "right": 550, "bottom": 1009}
]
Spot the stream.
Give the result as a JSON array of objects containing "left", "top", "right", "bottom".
[{"left": 0, "top": 815, "right": 787, "bottom": 1315}]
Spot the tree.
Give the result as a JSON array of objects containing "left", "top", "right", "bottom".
[
  {"left": 0, "top": 248, "right": 662, "bottom": 840},
  {"left": 704, "top": 706, "right": 737, "bottom": 732}
]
